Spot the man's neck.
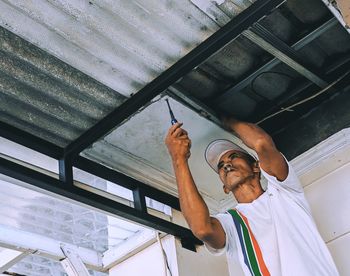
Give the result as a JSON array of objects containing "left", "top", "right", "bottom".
[{"left": 233, "top": 180, "right": 264, "bottom": 204}]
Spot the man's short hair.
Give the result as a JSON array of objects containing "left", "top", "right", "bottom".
[{"left": 205, "top": 139, "right": 256, "bottom": 173}]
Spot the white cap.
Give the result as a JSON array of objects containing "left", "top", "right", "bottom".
[{"left": 205, "top": 139, "right": 255, "bottom": 173}]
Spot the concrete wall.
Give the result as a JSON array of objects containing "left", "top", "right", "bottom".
[
  {"left": 294, "top": 129, "right": 350, "bottom": 276},
  {"left": 109, "top": 234, "right": 229, "bottom": 276},
  {"left": 175, "top": 238, "right": 229, "bottom": 276},
  {"left": 303, "top": 164, "right": 350, "bottom": 276},
  {"left": 109, "top": 235, "right": 178, "bottom": 276}
]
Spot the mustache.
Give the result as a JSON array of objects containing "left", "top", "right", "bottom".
[{"left": 224, "top": 165, "right": 237, "bottom": 176}]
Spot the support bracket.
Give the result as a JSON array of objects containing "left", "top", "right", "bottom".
[
  {"left": 0, "top": 249, "right": 35, "bottom": 273},
  {"left": 60, "top": 244, "right": 90, "bottom": 276},
  {"left": 59, "top": 158, "right": 73, "bottom": 185}
]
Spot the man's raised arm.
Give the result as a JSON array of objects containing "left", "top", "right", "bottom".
[
  {"left": 222, "top": 117, "right": 288, "bottom": 181},
  {"left": 165, "top": 122, "right": 225, "bottom": 249}
]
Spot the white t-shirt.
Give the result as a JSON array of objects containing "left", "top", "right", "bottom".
[{"left": 206, "top": 159, "right": 339, "bottom": 276}]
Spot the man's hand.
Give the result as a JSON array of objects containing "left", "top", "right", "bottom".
[
  {"left": 220, "top": 115, "right": 288, "bottom": 181},
  {"left": 220, "top": 115, "right": 239, "bottom": 134},
  {"left": 165, "top": 122, "right": 191, "bottom": 162}
]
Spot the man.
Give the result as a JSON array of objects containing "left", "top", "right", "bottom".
[{"left": 165, "top": 117, "right": 339, "bottom": 276}]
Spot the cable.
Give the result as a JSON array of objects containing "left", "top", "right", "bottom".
[
  {"left": 157, "top": 232, "right": 173, "bottom": 276},
  {"left": 256, "top": 71, "right": 350, "bottom": 125}
]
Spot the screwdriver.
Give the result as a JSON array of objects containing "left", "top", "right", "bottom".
[{"left": 165, "top": 99, "right": 178, "bottom": 125}]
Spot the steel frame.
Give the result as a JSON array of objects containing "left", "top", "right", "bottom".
[
  {"left": 0, "top": 121, "right": 63, "bottom": 159},
  {"left": 0, "top": 0, "right": 285, "bottom": 251},
  {"left": 216, "top": 17, "right": 337, "bottom": 104},
  {"left": 60, "top": 245, "right": 90, "bottom": 276},
  {"left": 242, "top": 24, "right": 328, "bottom": 88},
  {"left": 74, "top": 156, "right": 181, "bottom": 211},
  {"left": 0, "top": 156, "right": 201, "bottom": 248},
  {"left": 253, "top": 54, "right": 350, "bottom": 124},
  {"left": 167, "top": 17, "right": 342, "bottom": 126},
  {"left": 63, "top": 0, "right": 285, "bottom": 160}
]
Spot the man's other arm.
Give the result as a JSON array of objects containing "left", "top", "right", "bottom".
[
  {"left": 165, "top": 122, "right": 225, "bottom": 249},
  {"left": 222, "top": 117, "right": 288, "bottom": 181}
]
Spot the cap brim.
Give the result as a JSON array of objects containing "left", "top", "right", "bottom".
[{"left": 205, "top": 139, "right": 254, "bottom": 173}]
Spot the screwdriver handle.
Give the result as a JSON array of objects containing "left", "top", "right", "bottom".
[{"left": 171, "top": 118, "right": 178, "bottom": 125}]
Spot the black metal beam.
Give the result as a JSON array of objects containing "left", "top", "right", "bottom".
[
  {"left": 59, "top": 158, "right": 73, "bottom": 185},
  {"left": 253, "top": 53, "right": 350, "bottom": 125},
  {"left": 243, "top": 23, "right": 328, "bottom": 88},
  {"left": 216, "top": 17, "right": 337, "bottom": 104},
  {"left": 63, "top": 0, "right": 285, "bottom": 159},
  {"left": 0, "top": 123, "right": 181, "bottom": 210},
  {"left": 0, "top": 156, "right": 202, "bottom": 247},
  {"left": 0, "top": 121, "right": 63, "bottom": 159},
  {"left": 74, "top": 156, "right": 181, "bottom": 211},
  {"left": 133, "top": 187, "right": 147, "bottom": 213}
]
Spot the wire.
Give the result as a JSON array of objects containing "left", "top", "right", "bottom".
[
  {"left": 157, "top": 232, "right": 173, "bottom": 276},
  {"left": 256, "top": 71, "right": 350, "bottom": 125}
]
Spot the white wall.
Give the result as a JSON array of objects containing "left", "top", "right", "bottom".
[
  {"left": 171, "top": 210, "right": 232, "bottom": 276},
  {"left": 109, "top": 235, "right": 178, "bottom": 276},
  {"left": 303, "top": 165, "right": 350, "bottom": 276},
  {"left": 175, "top": 238, "right": 229, "bottom": 276},
  {"left": 109, "top": 235, "right": 229, "bottom": 276},
  {"left": 293, "top": 129, "right": 350, "bottom": 276}
]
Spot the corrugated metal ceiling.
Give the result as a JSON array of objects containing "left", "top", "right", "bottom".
[
  {"left": 0, "top": 25, "right": 126, "bottom": 147},
  {"left": 0, "top": 0, "right": 349, "bottom": 242},
  {"left": 0, "top": 0, "right": 221, "bottom": 96},
  {"left": 0, "top": 0, "right": 252, "bottom": 147}
]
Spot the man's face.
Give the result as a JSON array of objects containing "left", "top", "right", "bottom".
[{"left": 217, "top": 150, "right": 259, "bottom": 194}]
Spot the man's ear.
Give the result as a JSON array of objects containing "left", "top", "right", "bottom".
[
  {"left": 253, "top": 161, "right": 260, "bottom": 173},
  {"left": 223, "top": 185, "right": 230, "bottom": 194}
]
